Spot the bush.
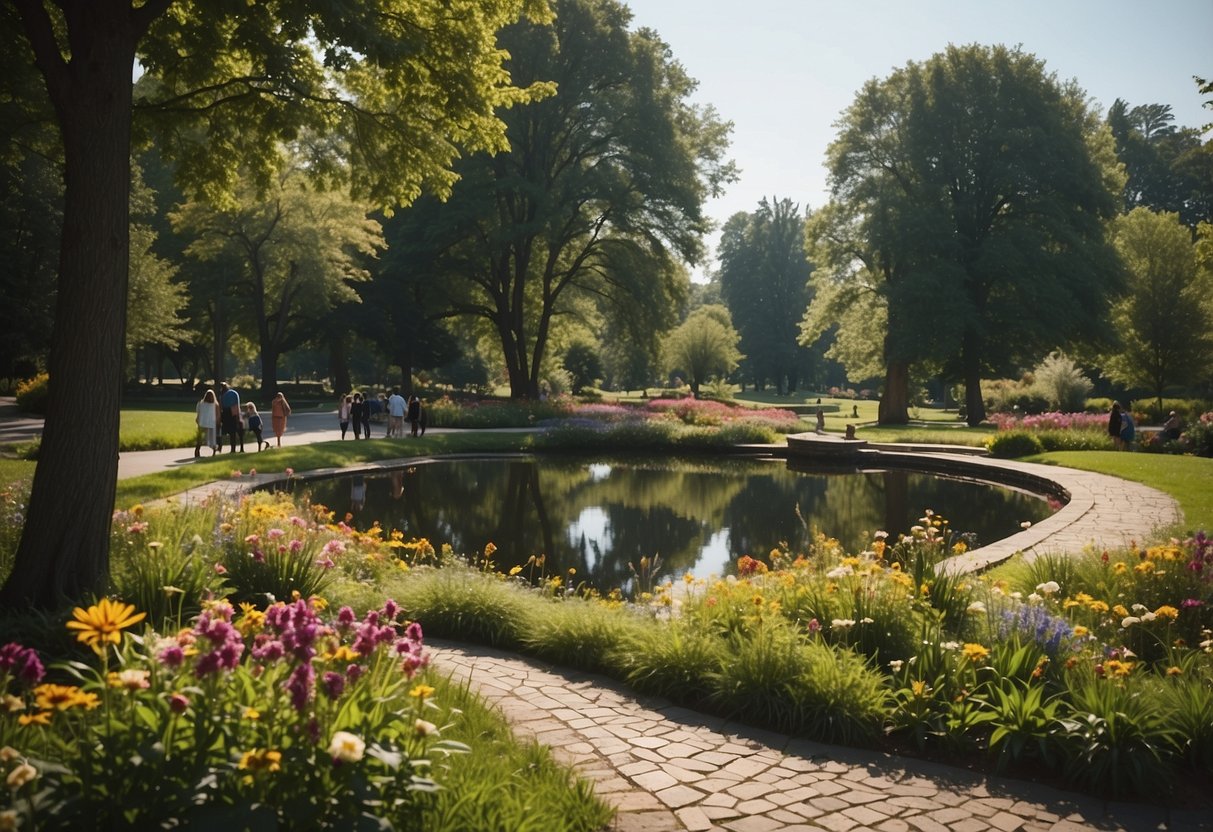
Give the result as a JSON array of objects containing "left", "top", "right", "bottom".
[
  {"left": 14, "top": 373, "right": 49, "bottom": 415},
  {"left": 1030, "top": 352, "right": 1093, "bottom": 412},
  {"left": 1182, "top": 412, "right": 1213, "bottom": 458},
  {"left": 986, "top": 430, "right": 1044, "bottom": 458}
]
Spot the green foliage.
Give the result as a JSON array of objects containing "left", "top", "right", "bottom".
[
  {"left": 1033, "top": 429, "right": 1114, "bottom": 452},
  {"left": 1057, "top": 676, "right": 1177, "bottom": 799},
  {"left": 662, "top": 305, "right": 744, "bottom": 397},
  {"left": 1030, "top": 352, "right": 1094, "bottom": 412},
  {"left": 614, "top": 619, "right": 727, "bottom": 703},
  {"left": 519, "top": 598, "right": 640, "bottom": 675},
  {"left": 393, "top": 567, "right": 530, "bottom": 649},
  {"left": 986, "top": 430, "right": 1045, "bottom": 458},
  {"left": 14, "top": 373, "right": 48, "bottom": 415},
  {"left": 986, "top": 680, "right": 1064, "bottom": 773}
]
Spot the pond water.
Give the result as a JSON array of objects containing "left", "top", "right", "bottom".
[
  {"left": 278, "top": 458, "right": 1057, "bottom": 589},
  {"left": 279, "top": 455, "right": 1057, "bottom": 591}
]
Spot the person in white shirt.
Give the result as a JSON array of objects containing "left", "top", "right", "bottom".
[{"left": 387, "top": 390, "right": 406, "bottom": 438}]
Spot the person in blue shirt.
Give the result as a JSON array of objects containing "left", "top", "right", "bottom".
[{"left": 219, "top": 381, "right": 245, "bottom": 453}]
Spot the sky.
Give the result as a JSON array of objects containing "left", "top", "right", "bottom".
[{"left": 621, "top": 0, "right": 1213, "bottom": 280}]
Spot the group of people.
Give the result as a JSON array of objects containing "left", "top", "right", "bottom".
[
  {"left": 1107, "top": 402, "right": 1183, "bottom": 451},
  {"left": 195, "top": 382, "right": 291, "bottom": 457},
  {"left": 337, "top": 390, "right": 425, "bottom": 440}
]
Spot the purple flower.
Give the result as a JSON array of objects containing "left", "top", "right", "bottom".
[
  {"left": 286, "top": 663, "right": 315, "bottom": 712},
  {"left": 336, "top": 606, "right": 357, "bottom": 630},
  {"left": 346, "top": 663, "right": 363, "bottom": 682},
  {"left": 322, "top": 671, "right": 345, "bottom": 699},
  {"left": 158, "top": 645, "right": 185, "bottom": 668},
  {"left": 0, "top": 643, "right": 44, "bottom": 685}
]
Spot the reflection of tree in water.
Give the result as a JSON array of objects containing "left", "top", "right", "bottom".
[{"left": 288, "top": 457, "right": 1053, "bottom": 591}]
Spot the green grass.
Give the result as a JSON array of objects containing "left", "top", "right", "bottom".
[
  {"left": 855, "top": 423, "right": 994, "bottom": 446},
  {"left": 117, "top": 407, "right": 199, "bottom": 450},
  {"left": 1030, "top": 451, "right": 1213, "bottom": 530}
]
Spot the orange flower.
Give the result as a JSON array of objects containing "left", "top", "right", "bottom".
[{"left": 33, "top": 684, "right": 99, "bottom": 711}]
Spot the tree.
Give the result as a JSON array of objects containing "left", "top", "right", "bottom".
[
  {"left": 1, "top": 0, "right": 554, "bottom": 609},
  {"left": 662, "top": 305, "right": 742, "bottom": 398},
  {"left": 1107, "top": 99, "right": 1212, "bottom": 228},
  {"left": 172, "top": 157, "right": 383, "bottom": 400},
  {"left": 718, "top": 197, "right": 815, "bottom": 393},
  {"left": 562, "top": 341, "right": 602, "bottom": 394},
  {"left": 1102, "top": 208, "right": 1213, "bottom": 409},
  {"left": 806, "top": 44, "right": 1123, "bottom": 426},
  {"left": 386, "top": 0, "right": 732, "bottom": 399}
]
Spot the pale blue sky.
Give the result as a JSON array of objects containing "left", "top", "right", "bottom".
[{"left": 622, "top": 0, "right": 1213, "bottom": 277}]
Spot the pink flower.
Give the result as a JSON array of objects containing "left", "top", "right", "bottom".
[
  {"left": 127, "top": 522, "right": 148, "bottom": 534},
  {"left": 213, "top": 563, "right": 227, "bottom": 575},
  {"left": 231, "top": 470, "right": 243, "bottom": 478},
  {"left": 322, "top": 539, "right": 346, "bottom": 557},
  {"left": 169, "top": 693, "right": 190, "bottom": 713},
  {"left": 267, "top": 528, "right": 285, "bottom": 540}
]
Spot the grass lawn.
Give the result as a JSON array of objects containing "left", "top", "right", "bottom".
[{"left": 1030, "top": 450, "right": 1213, "bottom": 530}]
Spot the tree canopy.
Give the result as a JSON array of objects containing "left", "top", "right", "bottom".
[
  {"left": 662, "top": 304, "right": 742, "bottom": 398},
  {"left": 718, "top": 197, "right": 817, "bottom": 394},
  {"left": 806, "top": 44, "right": 1124, "bottom": 425},
  {"left": 1103, "top": 208, "right": 1213, "bottom": 408},
  {"left": 379, "top": 0, "right": 733, "bottom": 399},
  {"left": 1, "top": 0, "right": 555, "bottom": 609}
]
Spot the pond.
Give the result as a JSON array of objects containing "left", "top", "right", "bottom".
[{"left": 277, "top": 454, "right": 1058, "bottom": 592}]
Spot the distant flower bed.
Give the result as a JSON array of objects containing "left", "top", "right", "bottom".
[
  {"left": 990, "top": 411, "right": 1108, "bottom": 432},
  {"left": 643, "top": 397, "right": 801, "bottom": 430}
]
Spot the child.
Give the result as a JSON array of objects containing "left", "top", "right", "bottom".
[{"left": 245, "top": 402, "right": 268, "bottom": 451}]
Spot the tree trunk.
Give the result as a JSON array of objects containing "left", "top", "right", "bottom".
[
  {"left": 396, "top": 344, "right": 414, "bottom": 397},
  {"left": 962, "top": 336, "right": 986, "bottom": 426},
  {"left": 1, "top": 7, "right": 136, "bottom": 609},
  {"left": 329, "top": 335, "right": 351, "bottom": 397},
  {"left": 878, "top": 362, "right": 910, "bottom": 424}
]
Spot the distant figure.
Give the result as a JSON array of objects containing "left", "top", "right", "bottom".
[
  {"left": 271, "top": 392, "right": 292, "bottom": 447},
  {"left": 1120, "top": 407, "right": 1136, "bottom": 450},
  {"left": 1163, "top": 411, "right": 1182, "bottom": 441},
  {"left": 387, "top": 389, "right": 406, "bottom": 438},
  {"left": 350, "top": 475, "right": 366, "bottom": 513},
  {"left": 338, "top": 395, "right": 353, "bottom": 439},
  {"left": 350, "top": 393, "right": 366, "bottom": 439},
  {"left": 244, "top": 402, "right": 267, "bottom": 451},
  {"left": 851, "top": 405, "right": 859, "bottom": 419},
  {"left": 194, "top": 389, "right": 220, "bottom": 458},
  {"left": 361, "top": 393, "right": 374, "bottom": 438},
  {"left": 1108, "top": 402, "right": 1123, "bottom": 450},
  {"left": 845, "top": 424, "right": 857, "bottom": 440},
  {"left": 219, "top": 382, "right": 245, "bottom": 453},
  {"left": 815, "top": 407, "right": 826, "bottom": 434},
  {"left": 407, "top": 395, "right": 422, "bottom": 437}
]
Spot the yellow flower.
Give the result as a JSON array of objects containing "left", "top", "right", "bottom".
[
  {"left": 238, "top": 749, "right": 282, "bottom": 773},
  {"left": 961, "top": 643, "right": 990, "bottom": 664},
  {"left": 1, "top": 808, "right": 21, "bottom": 831},
  {"left": 1112, "top": 604, "right": 1129, "bottom": 618},
  {"left": 1166, "top": 666, "right": 1183, "bottom": 676},
  {"left": 508, "top": 565, "right": 523, "bottom": 576},
  {"left": 326, "top": 645, "right": 359, "bottom": 664},
  {"left": 910, "top": 680, "right": 930, "bottom": 697},
  {"left": 66, "top": 598, "right": 146, "bottom": 651},
  {"left": 951, "top": 541, "right": 968, "bottom": 554},
  {"left": 1103, "top": 659, "right": 1134, "bottom": 677},
  {"left": 1, "top": 695, "right": 23, "bottom": 713},
  {"left": 34, "top": 684, "right": 99, "bottom": 711},
  {"left": 1154, "top": 605, "right": 1179, "bottom": 620},
  {"left": 1133, "top": 561, "right": 1154, "bottom": 574},
  {"left": 237, "top": 603, "right": 266, "bottom": 636},
  {"left": 1088, "top": 600, "right": 1109, "bottom": 614},
  {"left": 1112, "top": 563, "right": 1127, "bottom": 575},
  {"left": 18, "top": 712, "right": 51, "bottom": 726},
  {"left": 409, "top": 684, "right": 435, "bottom": 701},
  {"left": 1072, "top": 626, "right": 1089, "bottom": 637},
  {"left": 243, "top": 707, "right": 260, "bottom": 721}
]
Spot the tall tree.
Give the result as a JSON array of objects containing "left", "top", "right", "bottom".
[
  {"left": 1102, "top": 208, "right": 1213, "bottom": 408},
  {"left": 172, "top": 157, "right": 384, "bottom": 400},
  {"left": 1, "top": 0, "right": 553, "bottom": 609},
  {"left": 718, "top": 197, "right": 815, "bottom": 393},
  {"left": 661, "top": 304, "right": 742, "bottom": 398},
  {"left": 807, "top": 44, "right": 1123, "bottom": 425},
  {"left": 386, "top": 0, "right": 732, "bottom": 399},
  {"left": 1107, "top": 99, "right": 1212, "bottom": 229}
]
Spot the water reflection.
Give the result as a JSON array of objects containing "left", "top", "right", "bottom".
[{"left": 281, "top": 455, "right": 1055, "bottom": 591}]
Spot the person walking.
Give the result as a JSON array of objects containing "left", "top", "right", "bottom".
[
  {"left": 194, "top": 388, "right": 220, "bottom": 457},
  {"left": 245, "top": 402, "right": 268, "bottom": 451},
  {"left": 350, "top": 393, "right": 366, "bottom": 440},
  {"left": 1108, "top": 402, "right": 1124, "bottom": 450},
  {"left": 387, "top": 389, "right": 406, "bottom": 438},
  {"left": 407, "top": 395, "right": 422, "bottom": 437},
  {"left": 219, "top": 382, "right": 245, "bottom": 453},
  {"left": 338, "top": 394, "right": 353, "bottom": 439},
  {"left": 360, "top": 392, "right": 373, "bottom": 438},
  {"left": 271, "top": 391, "right": 292, "bottom": 447}
]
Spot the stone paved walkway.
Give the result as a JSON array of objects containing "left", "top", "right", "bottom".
[{"left": 433, "top": 641, "right": 1210, "bottom": 832}]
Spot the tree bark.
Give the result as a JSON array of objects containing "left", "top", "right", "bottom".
[
  {"left": 962, "top": 332, "right": 986, "bottom": 426},
  {"left": 878, "top": 362, "right": 910, "bottom": 425},
  {"left": 1, "top": 2, "right": 137, "bottom": 608}
]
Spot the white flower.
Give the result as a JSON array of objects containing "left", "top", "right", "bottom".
[
  {"left": 414, "top": 719, "right": 439, "bottom": 737},
  {"left": 941, "top": 641, "right": 960, "bottom": 651},
  {"left": 1036, "top": 581, "right": 1060, "bottom": 596},
  {"left": 6, "top": 762, "right": 37, "bottom": 789},
  {"left": 860, "top": 617, "right": 874, "bottom": 625},
  {"left": 874, "top": 530, "right": 888, "bottom": 540},
  {"left": 888, "top": 660, "right": 904, "bottom": 673},
  {"left": 1027, "top": 593, "right": 1042, "bottom": 603},
  {"left": 826, "top": 566, "right": 853, "bottom": 579},
  {"left": 328, "top": 731, "right": 365, "bottom": 763},
  {"left": 1020, "top": 521, "right": 1032, "bottom": 530},
  {"left": 1122, "top": 616, "right": 1141, "bottom": 628},
  {"left": 966, "top": 601, "right": 987, "bottom": 614},
  {"left": 1009, "top": 591, "right": 1023, "bottom": 600},
  {"left": 831, "top": 618, "right": 856, "bottom": 630},
  {"left": 1141, "top": 611, "right": 1157, "bottom": 622},
  {"left": 1131, "top": 603, "right": 1148, "bottom": 613}
]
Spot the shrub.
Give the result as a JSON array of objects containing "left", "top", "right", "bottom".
[
  {"left": 1030, "top": 352, "right": 1093, "bottom": 412},
  {"left": 14, "top": 373, "right": 49, "bottom": 415},
  {"left": 986, "top": 430, "right": 1044, "bottom": 458},
  {"left": 1182, "top": 412, "right": 1213, "bottom": 457}
]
